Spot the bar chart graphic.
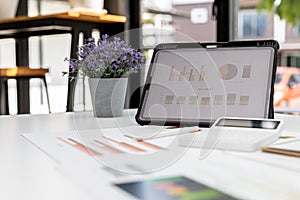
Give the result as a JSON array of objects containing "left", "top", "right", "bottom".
[
  {"left": 168, "top": 65, "right": 206, "bottom": 82},
  {"left": 188, "top": 69, "right": 195, "bottom": 81},
  {"left": 169, "top": 66, "right": 175, "bottom": 81},
  {"left": 242, "top": 65, "right": 252, "bottom": 78},
  {"left": 179, "top": 66, "right": 187, "bottom": 81},
  {"left": 57, "top": 137, "right": 102, "bottom": 156},
  {"left": 163, "top": 94, "right": 250, "bottom": 107},
  {"left": 199, "top": 65, "right": 205, "bottom": 81}
]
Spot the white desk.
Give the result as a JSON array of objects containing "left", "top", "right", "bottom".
[{"left": 1, "top": 111, "right": 300, "bottom": 200}]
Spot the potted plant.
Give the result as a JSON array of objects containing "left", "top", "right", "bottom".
[{"left": 65, "top": 34, "right": 144, "bottom": 117}]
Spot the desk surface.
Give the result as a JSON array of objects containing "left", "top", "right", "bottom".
[
  {"left": 1, "top": 111, "right": 300, "bottom": 200},
  {"left": 0, "top": 12, "right": 126, "bottom": 39}
]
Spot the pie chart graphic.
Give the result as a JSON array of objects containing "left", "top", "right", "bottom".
[{"left": 218, "top": 64, "right": 238, "bottom": 80}]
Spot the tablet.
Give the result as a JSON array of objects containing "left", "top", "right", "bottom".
[
  {"left": 115, "top": 176, "right": 237, "bottom": 200},
  {"left": 136, "top": 40, "right": 279, "bottom": 126}
]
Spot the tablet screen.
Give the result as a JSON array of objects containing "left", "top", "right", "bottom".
[
  {"left": 138, "top": 46, "right": 275, "bottom": 125},
  {"left": 115, "top": 176, "right": 237, "bottom": 200}
]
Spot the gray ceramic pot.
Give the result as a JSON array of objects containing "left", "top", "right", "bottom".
[{"left": 88, "top": 78, "right": 128, "bottom": 117}]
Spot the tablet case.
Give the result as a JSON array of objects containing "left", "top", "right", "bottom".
[{"left": 136, "top": 40, "right": 279, "bottom": 127}]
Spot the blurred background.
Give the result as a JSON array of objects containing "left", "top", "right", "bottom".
[{"left": 1, "top": 0, "right": 299, "bottom": 114}]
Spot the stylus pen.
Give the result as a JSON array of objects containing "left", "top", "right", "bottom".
[{"left": 125, "top": 126, "right": 201, "bottom": 140}]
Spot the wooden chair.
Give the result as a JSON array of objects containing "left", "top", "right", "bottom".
[{"left": 0, "top": 66, "right": 50, "bottom": 114}]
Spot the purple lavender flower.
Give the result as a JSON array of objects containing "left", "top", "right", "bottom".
[{"left": 64, "top": 35, "right": 144, "bottom": 78}]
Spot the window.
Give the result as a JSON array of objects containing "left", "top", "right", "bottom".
[
  {"left": 239, "top": 11, "right": 267, "bottom": 38},
  {"left": 292, "top": 22, "right": 300, "bottom": 37}
]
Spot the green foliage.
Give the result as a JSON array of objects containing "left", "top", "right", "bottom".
[
  {"left": 257, "top": 0, "right": 276, "bottom": 11},
  {"left": 258, "top": 0, "right": 300, "bottom": 26}
]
